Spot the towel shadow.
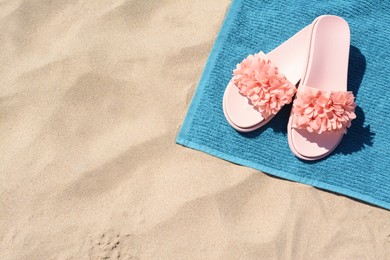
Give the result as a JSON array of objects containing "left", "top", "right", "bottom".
[{"left": 239, "top": 46, "right": 374, "bottom": 156}]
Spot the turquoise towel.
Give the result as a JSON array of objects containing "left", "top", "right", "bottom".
[{"left": 176, "top": 0, "right": 390, "bottom": 210}]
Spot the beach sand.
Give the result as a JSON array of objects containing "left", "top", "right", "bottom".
[{"left": 0, "top": 0, "right": 389, "bottom": 259}]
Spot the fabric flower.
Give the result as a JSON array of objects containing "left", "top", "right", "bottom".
[
  {"left": 292, "top": 86, "right": 357, "bottom": 134},
  {"left": 232, "top": 52, "right": 296, "bottom": 118}
]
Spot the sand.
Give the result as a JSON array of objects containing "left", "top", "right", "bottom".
[{"left": 0, "top": 0, "right": 389, "bottom": 259}]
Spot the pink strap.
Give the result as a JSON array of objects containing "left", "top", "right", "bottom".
[
  {"left": 292, "top": 86, "right": 357, "bottom": 134},
  {"left": 232, "top": 52, "right": 296, "bottom": 119}
]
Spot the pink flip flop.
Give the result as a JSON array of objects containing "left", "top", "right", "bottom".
[
  {"left": 287, "top": 15, "right": 357, "bottom": 161},
  {"left": 223, "top": 17, "right": 322, "bottom": 132}
]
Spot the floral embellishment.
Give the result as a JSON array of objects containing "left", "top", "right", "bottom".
[
  {"left": 292, "top": 86, "right": 357, "bottom": 134},
  {"left": 232, "top": 52, "right": 296, "bottom": 119}
]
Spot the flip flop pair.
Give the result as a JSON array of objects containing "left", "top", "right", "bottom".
[{"left": 223, "top": 15, "right": 357, "bottom": 161}]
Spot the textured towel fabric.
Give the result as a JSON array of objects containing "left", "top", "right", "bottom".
[{"left": 176, "top": 0, "right": 390, "bottom": 210}]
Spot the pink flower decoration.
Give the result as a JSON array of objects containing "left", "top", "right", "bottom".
[
  {"left": 292, "top": 86, "right": 357, "bottom": 134},
  {"left": 232, "top": 52, "right": 296, "bottom": 119}
]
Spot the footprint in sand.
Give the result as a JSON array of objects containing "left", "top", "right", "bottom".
[{"left": 87, "top": 229, "right": 135, "bottom": 259}]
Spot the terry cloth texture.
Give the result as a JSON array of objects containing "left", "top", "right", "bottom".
[{"left": 176, "top": 0, "right": 390, "bottom": 210}]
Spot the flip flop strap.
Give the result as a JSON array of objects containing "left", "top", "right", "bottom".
[
  {"left": 292, "top": 86, "right": 357, "bottom": 134},
  {"left": 232, "top": 52, "right": 296, "bottom": 119}
]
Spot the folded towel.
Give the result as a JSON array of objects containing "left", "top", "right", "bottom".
[{"left": 177, "top": 0, "right": 390, "bottom": 210}]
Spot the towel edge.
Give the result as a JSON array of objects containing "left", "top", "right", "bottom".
[
  {"left": 176, "top": 0, "right": 241, "bottom": 142},
  {"left": 176, "top": 137, "right": 390, "bottom": 211}
]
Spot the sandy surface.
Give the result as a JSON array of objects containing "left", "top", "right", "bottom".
[{"left": 0, "top": 0, "right": 389, "bottom": 259}]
